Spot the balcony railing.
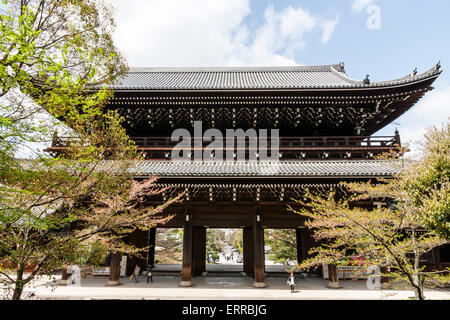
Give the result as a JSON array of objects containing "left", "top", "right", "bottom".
[
  {"left": 47, "top": 134, "right": 402, "bottom": 160},
  {"left": 129, "top": 135, "right": 400, "bottom": 150}
]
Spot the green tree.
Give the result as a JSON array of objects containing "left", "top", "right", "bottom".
[
  {"left": 155, "top": 228, "right": 183, "bottom": 264},
  {"left": 289, "top": 124, "right": 450, "bottom": 300},
  {"left": 0, "top": 0, "right": 182, "bottom": 300},
  {"left": 230, "top": 229, "right": 243, "bottom": 255},
  {"left": 206, "top": 229, "right": 222, "bottom": 263},
  {"left": 265, "top": 229, "right": 297, "bottom": 265},
  {"left": 402, "top": 123, "right": 450, "bottom": 239},
  {"left": 0, "top": 0, "right": 125, "bottom": 300}
]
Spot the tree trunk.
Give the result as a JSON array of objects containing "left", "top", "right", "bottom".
[
  {"left": 411, "top": 228, "right": 425, "bottom": 300},
  {"left": 327, "top": 263, "right": 341, "bottom": 288},
  {"left": 12, "top": 264, "right": 25, "bottom": 300},
  {"left": 12, "top": 286, "right": 23, "bottom": 301},
  {"left": 414, "top": 285, "right": 425, "bottom": 300}
]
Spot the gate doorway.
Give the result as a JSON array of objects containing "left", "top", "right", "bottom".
[{"left": 204, "top": 228, "right": 243, "bottom": 274}]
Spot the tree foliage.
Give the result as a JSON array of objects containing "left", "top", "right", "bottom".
[
  {"left": 289, "top": 124, "right": 450, "bottom": 300},
  {"left": 154, "top": 228, "right": 183, "bottom": 264},
  {"left": 206, "top": 229, "right": 223, "bottom": 263},
  {"left": 402, "top": 123, "right": 450, "bottom": 239},
  {"left": 264, "top": 229, "right": 297, "bottom": 265},
  {"left": 0, "top": 0, "right": 182, "bottom": 300},
  {"left": 230, "top": 229, "right": 243, "bottom": 255}
]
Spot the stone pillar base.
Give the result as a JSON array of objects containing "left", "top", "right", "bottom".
[
  {"left": 327, "top": 281, "right": 341, "bottom": 289},
  {"left": 58, "top": 280, "right": 69, "bottom": 286},
  {"left": 179, "top": 281, "right": 192, "bottom": 287},
  {"left": 107, "top": 280, "right": 120, "bottom": 286},
  {"left": 252, "top": 282, "right": 267, "bottom": 288},
  {"left": 201, "top": 272, "right": 208, "bottom": 276},
  {"left": 240, "top": 272, "right": 247, "bottom": 277}
]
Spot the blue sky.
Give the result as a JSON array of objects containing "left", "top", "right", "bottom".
[
  {"left": 108, "top": 0, "right": 449, "bottom": 156},
  {"left": 248, "top": 0, "right": 448, "bottom": 82}
]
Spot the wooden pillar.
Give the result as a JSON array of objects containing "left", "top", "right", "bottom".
[
  {"left": 125, "top": 229, "right": 149, "bottom": 275},
  {"left": 296, "top": 228, "right": 302, "bottom": 264},
  {"left": 192, "top": 227, "right": 206, "bottom": 276},
  {"left": 59, "top": 267, "right": 70, "bottom": 285},
  {"left": 327, "top": 264, "right": 341, "bottom": 288},
  {"left": 300, "top": 227, "right": 314, "bottom": 261},
  {"left": 148, "top": 228, "right": 156, "bottom": 267},
  {"left": 380, "top": 266, "right": 390, "bottom": 288},
  {"left": 301, "top": 227, "right": 322, "bottom": 276},
  {"left": 433, "top": 247, "right": 441, "bottom": 269},
  {"left": 253, "top": 209, "right": 266, "bottom": 288},
  {"left": 180, "top": 212, "right": 193, "bottom": 287},
  {"left": 243, "top": 227, "right": 254, "bottom": 276},
  {"left": 108, "top": 253, "right": 121, "bottom": 286}
]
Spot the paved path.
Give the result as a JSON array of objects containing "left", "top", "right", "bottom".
[{"left": 18, "top": 275, "right": 450, "bottom": 300}]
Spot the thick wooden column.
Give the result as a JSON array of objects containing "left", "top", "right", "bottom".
[
  {"left": 108, "top": 253, "right": 121, "bottom": 286},
  {"left": 433, "top": 247, "right": 441, "bottom": 269},
  {"left": 148, "top": 228, "right": 156, "bottom": 267},
  {"left": 296, "top": 228, "right": 302, "bottom": 264},
  {"left": 243, "top": 227, "right": 254, "bottom": 275},
  {"left": 59, "top": 267, "right": 70, "bottom": 285},
  {"left": 125, "top": 229, "right": 149, "bottom": 275},
  {"left": 300, "top": 227, "right": 314, "bottom": 261},
  {"left": 253, "top": 209, "right": 266, "bottom": 288},
  {"left": 380, "top": 266, "right": 390, "bottom": 288},
  {"left": 192, "top": 227, "right": 206, "bottom": 276},
  {"left": 301, "top": 227, "right": 323, "bottom": 276},
  {"left": 180, "top": 212, "right": 193, "bottom": 287},
  {"left": 327, "top": 264, "right": 341, "bottom": 288}
]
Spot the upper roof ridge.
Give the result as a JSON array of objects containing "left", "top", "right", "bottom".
[
  {"left": 128, "top": 64, "right": 341, "bottom": 73},
  {"left": 105, "top": 62, "right": 441, "bottom": 90}
]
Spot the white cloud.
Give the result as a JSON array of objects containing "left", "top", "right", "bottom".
[
  {"left": 378, "top": 85, "right": 450, "bottom": 158},
  {"left": 352, "top": 0, "right": 375, "bottom": 12},
  {"left": 106, "top": 0, "right": 338, "bottom": 67},
  {"left": 321, "top": 17, "right": 339, "bottom": 44}
]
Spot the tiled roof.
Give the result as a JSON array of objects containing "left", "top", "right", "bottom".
[
  {"left": 155, "top": 183, "right": 339, "bottom": 188},
  {"left": 108, "top": 63, "right": 441, "bottom": 90},
  {"left": 125, "top": 160, "right": 402, "bottom": 178}
]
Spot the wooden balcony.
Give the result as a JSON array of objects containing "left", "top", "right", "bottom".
[
  {"left": 130, "top": 135, "right": 400, "bottom": 150},
  {"left": 46, "top": 134, "right": 402, "bottom": 160}
]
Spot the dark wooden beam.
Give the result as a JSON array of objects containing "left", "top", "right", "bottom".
[
  {"left": 148, "top": 228, "right": 156, "bottom": 267},
  {"left": 243, "top": 227, "right": 254, "bottom": 276},
  {"left": 59, "top": 268, "right": 70, "bottom": 285},
  {"left": 108, "top": 253, "right": 121, "bottom": 286},
  {"left": 125, "top": 229, "right": 149, "bottom": 275},
  {"left": 192, "top": 227, "right": 206, "bottom": 276},
  {"left": 180, "top": 211, "right": 193, "bottom": 286},
  {"left": 253, "top": 208, "right": 266, "bottom": 287},
  {"left": 300, "top": 227, "right": 324, "bottom": 276},
  {"left": 296, "top": 228, "right": 302, "bottom": 264},
  {"left": 300, "top": 227, "right": 315, "bottom": 261}
]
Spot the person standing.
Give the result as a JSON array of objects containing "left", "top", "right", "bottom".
[
  {"left": 133, "top": 265, "right": 140, "bottom": 284},
  {"left": 287, "top": 272, "right": 297, "bottom": 293},
  {"left": 147, "top": 266, "right": 153, "bottom": 284}
]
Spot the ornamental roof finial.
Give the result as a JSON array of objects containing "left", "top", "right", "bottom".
[
  {"left": 363, "top": 74, "right": 370, "bottom": 85},
  {"left": 339, "top": 62, "right": 345, "bottom": 72},
  {"left": 411, "top": 67, "right": 417, "bottom": 77},
  {"left": 435, "top": 61, "right": 441, "bottom": 71}
]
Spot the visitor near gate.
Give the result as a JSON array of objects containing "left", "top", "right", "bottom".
[
  {"left": 287, "top": 272, "right": 297, "bottom": 293},
  {"left": 131, "top": 265, "right": 140, "bottom": 283},
  {"left": 147, "top": 266, "right": 153, "bottom": 283}
]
